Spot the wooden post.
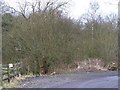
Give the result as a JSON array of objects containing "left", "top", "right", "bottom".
[
  {"left": 17, "top": 63, "right": 19, "bottom": 75},
  {"left": 13, "top": 64, "right": 15, "bottom": 78},
  {"left": 7, "top": 65, "right": 10, "bottom": 83},
  {"left": 0, "top": 64, "right": 2, "bottom": 87},
  {"left": 17, "top": 63, "right": 20, "bottom": 77},
  {"left": 0, "top": 77, "right": 2, "bottom": 88},
  {"left": 19, "top": 62, "right": 22, "bottom": 75},
  {"left": 18, "top": 63, "right": 20, "bottom": 77}
]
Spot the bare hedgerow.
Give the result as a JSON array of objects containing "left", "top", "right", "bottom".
[{"left": 2, "top": 0, "right": 118, "bottom": 74}]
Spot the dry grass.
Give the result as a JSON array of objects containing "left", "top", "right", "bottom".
[
  {"left": 54, "top": 58, "right": 117, "bottom": 74},
  {"left": 1, "top": 74, "right": 34, "bottom": 88},
  {"left": 1, "top": 58, "right": 117, "bottom": 88}
]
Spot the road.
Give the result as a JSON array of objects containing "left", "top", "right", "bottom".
[{"left": 17, "top": 71, "right": 118, "bottom": 88}]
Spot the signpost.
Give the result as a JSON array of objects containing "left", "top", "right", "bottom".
[{"left": 9, "top": 64, "right": 13, "bottom": 68}]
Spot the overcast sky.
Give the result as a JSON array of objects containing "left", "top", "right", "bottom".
[{"left": 4, "top": 0, "right": 119, "bottom": 19}]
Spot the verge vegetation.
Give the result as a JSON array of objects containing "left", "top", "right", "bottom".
[{"left": 1, "top": 0, "right": 118, "bottom": 75}]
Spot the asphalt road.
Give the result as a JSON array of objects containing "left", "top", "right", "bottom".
[{"left": 18, "top": 71, "right": 118, "bottom": 88}]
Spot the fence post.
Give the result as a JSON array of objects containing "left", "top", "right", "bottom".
[
  {"left": 7, "top": 64, "right": 10, "bottom": 83},
  {"left": 0, "top": 64, "right": 2, "bottom": 87},
  {"left": 13, "top": 64, "right": 15, "bottom": 78},
  {"left": 16, "top": 63, "right": 19, "bottom": 77},
  {"left": 18, "top": 63, "right": 20, "bottom": 77},
  {"left": 19, "top": 62, "right": 22, "bottom": 75}
]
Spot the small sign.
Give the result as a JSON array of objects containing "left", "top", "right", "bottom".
[{"left": 9, "top": 64, "right": 13, "bottom": 68}]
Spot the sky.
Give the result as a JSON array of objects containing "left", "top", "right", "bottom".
[{"left": 4, "top": 0, "right": 119, "bottom": 19}]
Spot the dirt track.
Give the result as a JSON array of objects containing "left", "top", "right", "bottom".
[{"left": 17, "top": 71, "right": 118, "bottom": 88}]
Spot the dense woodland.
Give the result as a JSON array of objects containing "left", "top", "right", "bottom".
[{"left": 1, "top": 0, "right": 118, "bottom": 74}]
